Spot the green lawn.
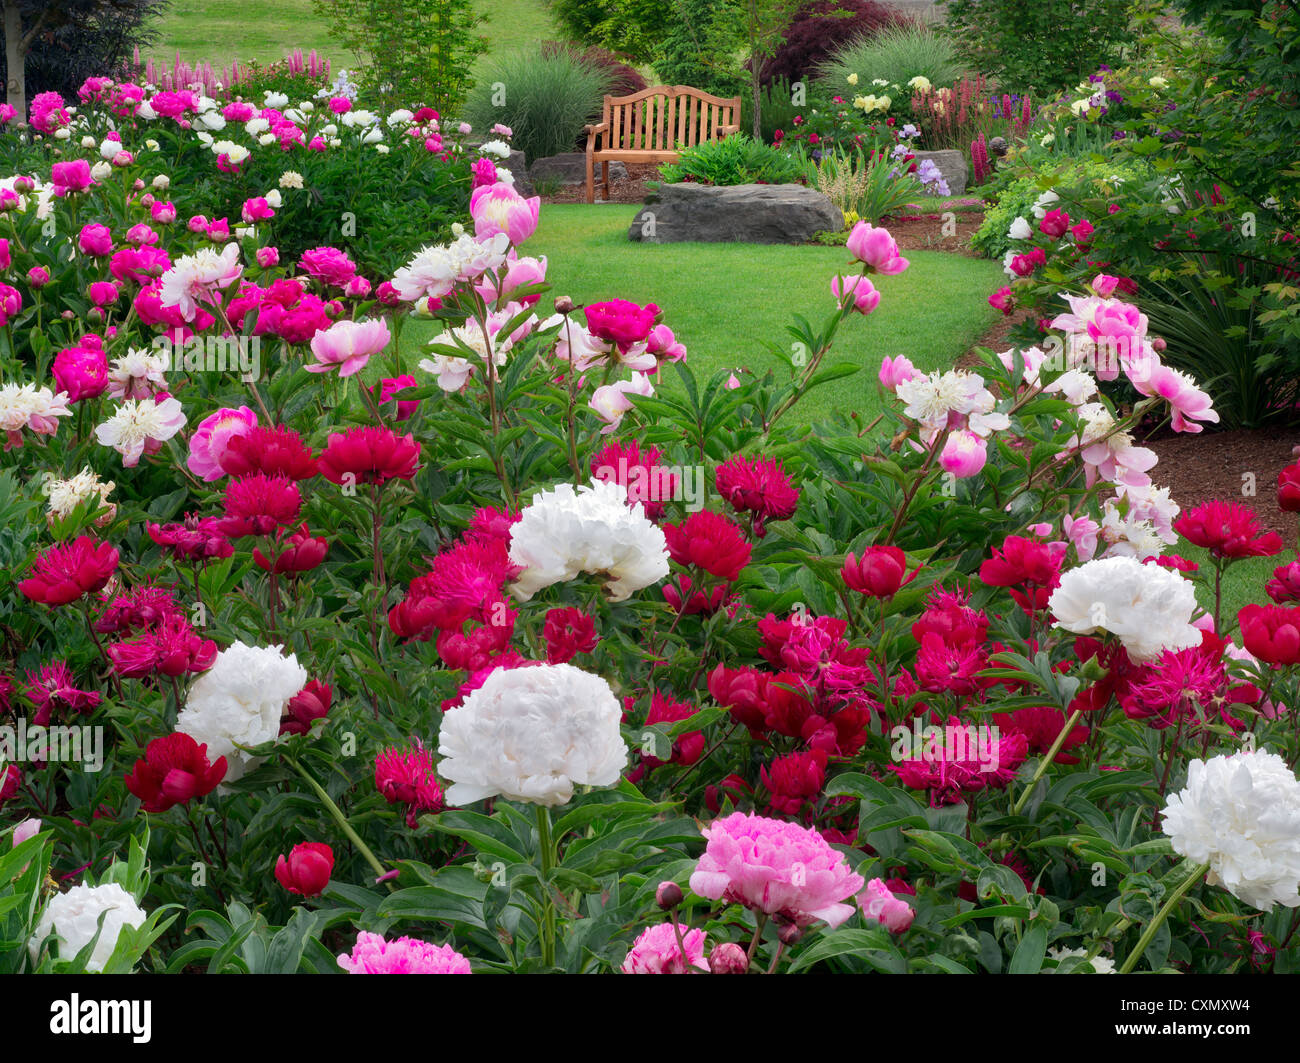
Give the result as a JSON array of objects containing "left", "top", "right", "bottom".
[
  {"left": 401, "top": 204, "right": 1003, "bottom": 424},
  {"left": 148, "top": 0, "right": 556, "bottom": 77}
]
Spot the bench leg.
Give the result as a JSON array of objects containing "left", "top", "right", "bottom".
[
  {"left": 585, "top": 153, "right": 594, "bottom": 204},
  {"left": 602, "top": 160, "right": 610, "bottom": 202}
]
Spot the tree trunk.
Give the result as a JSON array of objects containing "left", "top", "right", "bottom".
[
  {"left": 4, "top": 0, "right": 25, "bottom": 119},
  {"left": 748, "top": 0, "right": 761, "bottom": 139}
]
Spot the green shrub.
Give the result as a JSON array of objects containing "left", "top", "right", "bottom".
[
  {"left": 800, "top": 145, "right": 922, "bottom": 224},
  {"left": 972, "top": 155, "right": 1147, "bottom": 259},
  {"left": 942, "top": 0, "right": 1134, "bottom": 94},
  {"left": 741, "top": 76, "right": 805, "bottom": 144},
  {"left": 548, "top": 0, "right": 668, "bottom": 65},
  {"left": 658, "top": 134, "right": 805, "bottom": 185},
  {"left": 816, "top": 23, "right": 969, "bottom": 93},
  {"left": 462, "top": 49, "right": 615, "bottom": 163}
]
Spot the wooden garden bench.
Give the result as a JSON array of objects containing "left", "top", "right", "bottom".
[{"left": 583, "top": 85, "right": 742, "bottom": 203}]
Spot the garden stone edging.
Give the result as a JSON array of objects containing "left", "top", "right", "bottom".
[
  {"left": 628, "top": 183, "right": 842, "bottom": 245},
  {"left": 911, "top": 149, "right": 967, "bottom": 196},
  {"left": 529, "top": 153, "right": 628, "bottom": 185}
]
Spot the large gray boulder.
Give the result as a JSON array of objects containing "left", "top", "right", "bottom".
[
  {"left": 530, "top": 152, "right": 627, "bottom": 185},
  {"left": 628, "top": 183, "right": 841, "bottom": 244},
  {"left": 910, "top": 148, "right": 967, "bottom": 196}
]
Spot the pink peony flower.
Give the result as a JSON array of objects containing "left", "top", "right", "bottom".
[
  {"left": 470, "top": 182, "right": 540, "bottom": 245},
  {"left": 52, "top": 345, "right": 109, "bottom": 402},
  {"left": 1130, "top": 360, "right": 1219, "bottom": 433},
  {"left": 688, "top": 811, "right": 865, "bottom": 928},
  {"left": 78, "top": 223, "right": 113, "bottom": 257},
  {"left": 299, "top": 246, "right": 358, "bottom": 287},
  {"left": 857, "top": 878, "right": 914, "bottom": 933},
  {"left": 846, "top": 222, "right": 908, "bottom": 274},
  {"left": 879, "top": 354, "right": 921, "bottom": 390},
  {"left": 338, "top": 932, "right": 471, "bottom": 974},
  {"left": 306, "top": 318, "right": 391, "bottom": 377},
  {"left": 621, "top": 923, "right": 708, "bottom": 973},
  {"left": 187, "top": 406, "right": 258, "bottom": 482},
  {"left": 939, "top": 430, "right": 987, "bottom": 478},
  {"left": 831, "top": 273, "right": 881, "bottom": 314}
]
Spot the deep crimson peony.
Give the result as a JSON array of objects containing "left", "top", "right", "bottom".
[
  {"left": 979, "top": 535, "right": 1065, "bottom": 612},
  {"left": 1238, "top": 604, "right": 1300, "bottom": 666},
  {"left": 992, "top": 706, "right": 1090, "bottom": 765},
  {"left": 375, "top": 741, "right": 445, "bottom": 827},
  {"left": 1278, "top": 462, "right": 1300, "bottom": 513},
  {"left": 761, "top": 748, "right": 828, "bottom": 815},
  {"left": 318, "top": 425, "right": 420, "bottom": 485},
  {"left": 911, "top": 587, "right": 988, "bottom": 647},
  {"left": 280, "top": 679, "right": 333, "bottom": 736},
  {"left": 590, "top": 439, "right": 675, "bottom": 520},
  {"left": 842, "top": 545, "right": 910, "bottom": 600},
  {"left": 630, "top": 691, "right": 705, "bottom": 780},
  {"left": 1173, "top": 500, "right": 1283, "bottom": 559},
  {"left": 218, "top": 425, "right": 318, "bottom": 480},
  {"left": 542, "top": 606, "right": 599, "bottom": 664},
  {"left": 275, "top": 842, "right": 334, "bottom": 897},
  {"left": 124, "top": 732, "right": 227, "bottom": 812},
  {"left": 254, "top": 523, "right": 329, "bottom": 574},
  {"left": 147, "top": 514, "right": 233, "bottom": 561},
  {"left": 217, "top": 474, "right": 301, "bottom": 537},
  {"left": 1267, "top": 558, "right": 1300, "bottom": 604},
  {"left": 19, "top": 536, "right": 119, "bottom": 606},
  {"left": 663, "top": 510, "right": 751, "bottom": 582},
  {"left": 108, "top": 613, "right": 217, "bottom": 678},
  {"left": 95, "top": 583, "right": 181, "bottom": 634},
  {"left": 714, "top": 454, "right": 799, "bottom": 537}
]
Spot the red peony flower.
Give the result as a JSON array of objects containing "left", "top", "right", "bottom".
[
  {"left": 280, "top": 679, "right": 332, "bottom": 736},
  {"left": 1267, "top": 558, "right": 1300, "bottom": 604},
  {"left": 663, "top": 510, "right": 751, "bottom": 582},
  {"left": 19, "top": 536, "right": 119, "bottom": 606},
  {"left": 991, "top": 706, "right": 1089, "bottom": 764},
  {"left": 95, "top": 583, "right": 181, "bottom": 634},
  {"left": 662, "top": 574, "right": 728, "bottom": 615},
  {"left": 1278, "top": 462, "right": 1300, "bottom": 513},
  {"left": 375, "top": 741, "right": 445, "bottom": 828},
  {"left": 590, "top": 439, "right": 675, "bottom": 520},
  {"left": 318, "top": 425, "right": 420, "bottom": 485},
  {"left": 253, "top": 523, "right": 329, "bottom": 574},
  {"left": 275, "top": 842, "right": 334, "bottom": 897},
  {"left": 1173, "top": 500, "right": 1282, "bottom": 559},
  {"left": 979, "top": 534, "right": 1065, "bottom": 612},
  {"left": 842, "top": 545, "right": 911, "bottom": 600},
  {"left": 218, "top": 425, "right": 318, "bottom": 480},
  {"left": 22, "top": 661, "right": 100, "bottom": 726},
  {"left": 761, "top": 748, "right": 828, "bottom": 815},
  {"left": 1238, "top": 603, "right": 1300, "bottom": 665},
  {"left": 148, "top": 513, "right": 233, "bottom": 562},
  {"left": 124, "top": 732, "right": 227, "bottom": 812},
  {"left": 218, "top": 474, "right": 301, "bottom": 537},
  {"left": 542, "top": 606, "right": 599, "bottom": 664},
  {"left": 714, "top": 454, "right": 799, "bottom": 536},
  {"left": 911, "top": 587, "right": 988, "bottom": 647},
  {"left": 629, "top": 691, "right": 705, "bottom": 782},
  {"left": 107, "top": 613, "right": 217, "bottom": 678}
]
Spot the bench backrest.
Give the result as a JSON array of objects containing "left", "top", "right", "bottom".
[{"left": 601, "top": 86, "right": 741, "bottom": 154}]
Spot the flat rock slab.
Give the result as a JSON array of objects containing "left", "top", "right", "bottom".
[
  {"left": 530, "top": 152, "right": 628, "bottom": 184},
  {"left": 911, "top": 149, "right": 967, "bottom": 196},
  {"left": 628, "top": 183, "right": 841, "bottom": 244}
]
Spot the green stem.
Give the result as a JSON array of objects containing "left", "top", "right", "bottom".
[
  {"left": 536, "top": 804, "right": 558, "bottom": 969},
  {"left": 1117, "top": 861, "right": 1210, "bottom": 974},
  {"left": 289, "top": 758, "right": 394, "bottom": 890},
  {"left": 1011, "top": 708, "right": 1084, "bottom": 817}
]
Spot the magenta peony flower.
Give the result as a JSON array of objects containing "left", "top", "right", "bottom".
[
  {"left": 338, "top": 932, "right": 471, "bottom": 974},
  {"left": 689, "top": 811, "right": 865, "bottom": 928},
  {"left": 714, "top": 454, "right": 799, "bottom": 536},
  {"left": 299, "top": 246, "right": 357, "bottom": 287},
  {"left": 621, "top": 922, "right": 708, "bottom": 974},
  {"left": 52, "top": 345, "right": 110, "bottom": 402},
  {"left": 846, "top": 222, "right": 908, "bottom": 274}
]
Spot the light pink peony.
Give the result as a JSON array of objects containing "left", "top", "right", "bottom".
[
  {"left": 846, "top": 222, "right": 909, "bottom": 275},
  {"left": 1131, "top": 361, "right": 1219, "bottom": 434},
  {"left": 857, "top": 878, "right": 914, "bottom": 933},
  {"left": 12, "top": 818, "right": 41, "bottom": 846},
  {"left": 940, "top": 430, "right": 987, "bottom": 478},
  {"left": 621, "top": 922, "right": 708, "bottom": 974},
  {"left": 337, "top": 931, "right": 472, "bottom": 974},
  {"left": 306, "top": 318, "right": 391, "bottom": 377},
  {"left": 689, "top": 811, "right": 865, "bottom": 928},
  {"left": 187, "top": 406, "right": 258, "bottom": 481},
  {"left": 590, "top": 374, "right": 653, "bottom": 434},
  {"left": 470, "top": 182, "right": 540, "bottom": 246}
]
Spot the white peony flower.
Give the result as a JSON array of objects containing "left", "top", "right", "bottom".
[
  {"left": 1007, "top": 215, "right": 1032, "bottom": 241},
  {"left": 263, "top": 91, "right": 289, "bottom": 109},
  {"left": 176, "top": 641, "right": 307, "bottom": 782},
  {"left": 45, "top": 466, "right": 115, "bottom": 523},
  {"left": 90, "top": 161, "right": 112, "bottom": 182},
  {"left": 94, "top": 396, "right": 187, "bottom": 467},
  {"left": 1045, "top": 946, "right": 1116, "bottom": 974},
  {"left": 245, "top": 117, "right": 270, "bottom": 137},
  {"left": 509, "top": 479, "right": 669, "bottom": 602},
  {"left": 438, "top": 663, "right": 628, "bottom": 807},
  {"left": 1031, "top": 189, "right": 1060, "bottom": 219},
  {"left": 151, "top": 173, "right": 169, "bottom": 190},
  {"left": 895, "top": 369, "right": 1008, "bottom": 439},
  {"left": 1162, "top": 751, "right": 1300, "bottom": 910},
  {"left": 265, "top": 189, "right": 282, "bottom": 208},
  {"left": 29, "top": 881, "right": 147, "bottom": 972},
  {"left": 278, "top": 170, "right": 304, "bottom": 189},
  {"left": 1048, "top": 555, "right": 1201, "bottom": 663},
  {"left": 478, "top": 139, "right": 511, "bottom": 158}
]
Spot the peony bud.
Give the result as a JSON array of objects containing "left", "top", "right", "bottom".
[
  {"left": 656, "top": 881, "right": 683, "bottom": 910},
  {"left": 709, "top": 941, "right": 749, "bottom": 974}
]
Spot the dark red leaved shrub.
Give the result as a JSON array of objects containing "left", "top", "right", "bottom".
[
  {"left": 758, "top": 0, "right": 914, "bottom": 87},
  {"left": 541, "top": 41, "right": 648, "bottom": 98}
]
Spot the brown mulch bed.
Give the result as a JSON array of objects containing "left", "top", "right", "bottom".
[
  {"left": 874, "top": 210, "right": 985, "bottom": 258},
  {"left": 1146, "top": 428, "right": 1298, "bottom": 540}
]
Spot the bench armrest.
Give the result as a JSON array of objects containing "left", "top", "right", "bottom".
[
  {"left": 717, "top": 123, "right": 740, "bottom": 136},
  {"left": 584, "top": 122, "right": 609, "bottom": 152}
]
